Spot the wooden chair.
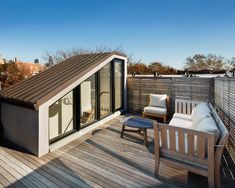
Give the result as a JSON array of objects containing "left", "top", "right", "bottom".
[{"left": 142, "top": 95, "right": 169, "bottom": 123}]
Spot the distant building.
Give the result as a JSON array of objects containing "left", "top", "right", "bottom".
[
  {"left": 48, "top": 56, "right": 54, "bottom": 67},
  {"left": 34, "top": 59, "right": 39, "bottom": 64},
  {"left": 0, "top": 55, "right": 4, "bottom": 64},
  {"left": 15, "top": 61, "right": 46, "bottom": 78}
]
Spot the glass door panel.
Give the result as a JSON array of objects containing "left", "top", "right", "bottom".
[
  {"left": 99, "top": 63, "right": 111, "bottom": 118},
  {"left": 49, "top": 91, "right": 74, "bottom": 141},
  {"left": 114, "top": 61, "right": 123, "bottom": 110}
]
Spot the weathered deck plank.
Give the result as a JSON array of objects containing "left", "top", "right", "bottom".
[{"left": 0, "top": 116, "right": 234, "bottom": 188}]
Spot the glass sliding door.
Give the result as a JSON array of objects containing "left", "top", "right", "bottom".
[
  {"left": 48, "top": 59, "right": 125, "bottom": 142},
  {"left": 49, "top": 91, "right": 75, "bottom": 141},
  {"left": 99, "top": 62, "right": 111, "bottom": 118},
  {"left": 80, "top": 74, "right": 97, "bottom": 127},
  {"left": 114, "top": 60, "right": 123, "bottom": 110}
]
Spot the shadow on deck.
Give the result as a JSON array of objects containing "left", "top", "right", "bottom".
[{"left": 0, "top": 116, "right": 234, "bottom": 187}]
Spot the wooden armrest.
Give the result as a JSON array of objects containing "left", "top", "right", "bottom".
[{"left": 153, "top": 122, "right": 215, "bottom": 164}]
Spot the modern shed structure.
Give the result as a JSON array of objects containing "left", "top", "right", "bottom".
[{"left": 0, "top": 52, "right": 127, "bottom": 156}]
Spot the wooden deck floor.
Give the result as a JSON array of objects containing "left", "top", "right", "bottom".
[{"left": 0, "top": 116, "right": 234, "bottom": 187}]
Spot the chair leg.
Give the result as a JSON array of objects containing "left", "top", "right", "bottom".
[
  {"left": 208, "top": 173, "right": 215, "bottom": 188},
  {"left": 154, "top": 148, "right": 160, "bottom": 176},
  {"left": 215, "top": 161, "right": 221, "bottom": 188},
  {"left": 163, "top": 116, "right": 166, "bottom": 123},
  {"left": 155, "top": 159, "right": 160, "bottom": 176},
  {"left": 121, "top": 125, "right": 125, "bottom": 138},
  {"left": 143, "top": 128, "right": 148, "bottom": 147}
]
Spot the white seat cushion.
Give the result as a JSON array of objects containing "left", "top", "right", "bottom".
[
  {"left": 169, "top": 115, "right": 193, "bottom": 129},
  {"left": 143, "top": 106, "right": 167, "bottom": 115},
  {"left": 149, "top": 94, "right": 167, "bottom": 108},
  {"left": 169, "top": 119, "right": 193, "bottom": 129},
  {"left": 172, "top": 113, "right": 192, "bottom": 121}
]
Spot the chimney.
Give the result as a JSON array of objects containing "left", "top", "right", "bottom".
[{"left": 34, "top": 59, "right": 39, "bottom": 64}]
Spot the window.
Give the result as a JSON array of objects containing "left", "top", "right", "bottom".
[
  {"left": 99, "top": 63, "right": 111, "bottom": 118},
  {"left": 80, "top": 74, "right": 97, "bottom": 127},
  {"left": 49, "top": 91, "right": 74, "bottom": 141}
]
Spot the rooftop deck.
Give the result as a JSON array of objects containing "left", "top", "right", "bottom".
[{"left": 0, "top": 116, "right": 234, "bottom": 188}]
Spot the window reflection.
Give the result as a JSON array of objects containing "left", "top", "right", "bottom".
[
  {"left": 80, "top": 74, "right": 96, "bottom": 126},
  {"left": 115, "top": 61, "right": 123, "bottom": 109},
  {"left": 100, "top": 63, "right": 111, "bottom": 117},
  {"left": 49, "top": 91, "right": 74, "bottom": 140}
]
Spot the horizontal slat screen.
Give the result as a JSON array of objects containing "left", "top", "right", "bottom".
[{"left": 214, "top": 78, "right": 235, "bottom": 163}]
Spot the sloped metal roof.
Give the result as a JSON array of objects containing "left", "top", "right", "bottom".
[{"left": 0, "top": 51, "right": 126, "bottom": 110}]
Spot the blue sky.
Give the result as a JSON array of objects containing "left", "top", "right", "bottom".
[{"left": 0, "top": 0, "right": 235, "bottom": 69}]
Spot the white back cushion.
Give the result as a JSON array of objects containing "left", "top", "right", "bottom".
[
  {"left": 191, "top": 102, "right": 211, "bottom": 129},
  {"left": 149, "top": 94, "right": 167, "bottom": 108},
  {"left": 195, "top": 116, "right": 220, "bottom": 143}
]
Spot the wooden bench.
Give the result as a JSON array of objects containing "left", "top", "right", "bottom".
[{"left": 153, "top": 99, "right": 229, "bottom": 188}]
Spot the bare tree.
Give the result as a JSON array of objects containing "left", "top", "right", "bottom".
[
  {"left": 185, "top": 54, "right": 225, "bottom": 71},
  {"left": 148, "top": 61, "right": 177, "bottom": 75},
  {"left": 43, "top": 46, "right": 124, "bottom": 66},
  {"left": 228, "top": 57, "right": 235, "bottom": 69}
]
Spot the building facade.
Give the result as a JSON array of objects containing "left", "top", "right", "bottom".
[{"left": 0, "top": 52, "right": 127, "bottom": 156}]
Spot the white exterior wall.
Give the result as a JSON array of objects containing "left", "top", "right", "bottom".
[
  {"left": 1, "top": 102, "right": 39, "bottom": 155},
  {"left": 37, "top": 55, "right": 128, "bottom": 156},
  {"left": 38, "top": 104, "right": 49, "bottom": 156}
]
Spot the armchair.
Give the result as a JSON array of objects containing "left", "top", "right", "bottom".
[{"left": 142, "top": 94, "right": 169, "bottom": 123}]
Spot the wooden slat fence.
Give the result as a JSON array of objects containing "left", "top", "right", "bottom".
[
  {"left": 214, "top": 78, "right": 235, "bottom": 163},
  {"left": 127, "top": 76, "right": 214, "bottom": 116}
]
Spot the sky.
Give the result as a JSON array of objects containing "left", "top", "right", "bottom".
[{"left": 0, "top": 0, "right": 235, "bottom": 69}]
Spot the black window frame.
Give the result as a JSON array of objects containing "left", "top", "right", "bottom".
[{"left": 113, "top": 58, "right": 125, "bottom": 111}]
